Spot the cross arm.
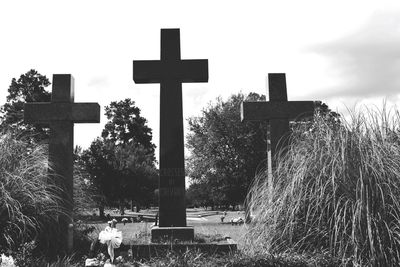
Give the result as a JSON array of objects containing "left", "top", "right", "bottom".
[
  {"left": 179, "top": 59, "right": 208, "bottom": 83},
  {"left": 241, "top": 101, "right": 315, "bottom": 121},
  {"left": 133, "top": 60, "right": 163, "bottom": 83},
  {"left": 24, "top": 103, "right": 100, "bottom": 123},
  {"left": 133, "top": 59, "right": 208, "bottom": 83}
]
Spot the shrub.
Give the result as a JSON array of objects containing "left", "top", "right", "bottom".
[
  {"left": 72, "top": 221, "right": 96, "bottom": 259},
  {"left": 0, "top": 132, "right": 65, "bottom": 253},
  {"left": 246, "top": 106, "right": 400, "bottom": 266}
]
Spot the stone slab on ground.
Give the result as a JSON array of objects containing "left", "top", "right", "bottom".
[
  {"left": 151, "top": 226, "right": 194, "bottom": 242},
  {"left": 117, "top": 239, "right": 237, "bottom": 259}
]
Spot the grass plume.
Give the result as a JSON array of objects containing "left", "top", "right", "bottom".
[
  {"left": 245, "top": 105, "right": 400, "bottom": 266},
  {"left": 0, "top": 132, "right": 65, "bottom": 251}
]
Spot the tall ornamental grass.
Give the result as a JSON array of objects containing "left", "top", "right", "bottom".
[
  {"left": 245, "top": 107, "right": 400, "bottom": 266},
  {"left": 0, "top": 132, "right": 64, "bottom": 250}
]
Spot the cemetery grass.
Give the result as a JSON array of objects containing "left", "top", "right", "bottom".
[
  {"left": 0, "top": 131, "right": 99, "bottom": 265},
  {"left": 85, "top": 210, "right": 246, "bottom": 246},
  {"left": 0, "top": 132, "right": 335, "bottom": 266},
  {"left": 78, "top": 211, "right": 338, "bottom": 266},
  {"left": 0, "top": 132, "right": 68, "bottom": 260},
  {"left": 9, "top": 105, "right": 400, "bottom": 266},
  {"left": 246, "top": 107, "right": 400, "bottom": 266}
]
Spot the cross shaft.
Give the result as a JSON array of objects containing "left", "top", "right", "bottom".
[{"left": 133, "top": 29, "right": 208, "bottom": 228}]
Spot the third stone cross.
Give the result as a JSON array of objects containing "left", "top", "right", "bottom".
[{"left": 241, "top": 73, "right": 315, "bottom": 167}]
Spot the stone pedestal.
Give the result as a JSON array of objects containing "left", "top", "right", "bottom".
[{"left": 151, "top": 226, "right": 194, "bottom": 243}]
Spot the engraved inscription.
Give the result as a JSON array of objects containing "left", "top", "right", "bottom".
[
  {"left": 159, "top": 187, "right": 185, "bottom": 197},
  {"left": 160, "top": 168, "right": 185, "bottom": 177}
]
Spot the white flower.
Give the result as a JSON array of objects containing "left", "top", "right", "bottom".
[
  {"left": 115, "top": 255, "right": 124, "bottom": 263},
  {"left": 85, "top": 258, "right": 100, "bottom": 266},
  {"left": 0, "top": 254, "right": 16, "bottom": 267}
]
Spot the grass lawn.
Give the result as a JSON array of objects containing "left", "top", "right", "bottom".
[
  {"left": 79, "top": 210, "right": 339, "bottom": 265},
  {"left": 87, "top": 209, "right": 247, "bottom": 248}
]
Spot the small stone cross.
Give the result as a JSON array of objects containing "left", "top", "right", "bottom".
[{"left": 24, "top": 74, "right": 100, "bottom": 253}]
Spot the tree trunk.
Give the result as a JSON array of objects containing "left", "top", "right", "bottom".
[
  {"left": 136, "top": 203, "right": 141, "bottom": 213},
  {"left": 131, "top": 199, "right": 134, "bottom": 212},
  {"left": 99, "top": 206, "right": 105, "bottom": 218},
  {"left": 119, "top": 200, "right": 125, "bottom": 215}
]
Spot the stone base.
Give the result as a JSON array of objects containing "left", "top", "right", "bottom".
[
  {"left": 126, "top": 239, "right": 237, "bottom": 259},
  {"left": 151, "top": 226, "right": 194, "bottom": 243}
]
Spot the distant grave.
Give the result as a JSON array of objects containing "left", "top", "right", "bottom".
[
  {"left": 133, "top": 29, "right": 208, "bottom": 242},
  {"left": 24, "top": 74, "right": 100, "bottom": 254}
]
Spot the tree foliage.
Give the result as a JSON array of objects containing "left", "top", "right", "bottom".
[
  {"left": 0, "top": 69, "right": 51, "bottom": 141},
  {"left": 186, "top": 93, "right": 268, "bottom": 208},
  {"left": 82, "top": 99, "right": 157, "bottom": 213},
  {"left": 73, "top": 146, "right": 98, "bottom": 214},
  {"left": 102, "top": 99, "right": 155, "bottom": 154}
]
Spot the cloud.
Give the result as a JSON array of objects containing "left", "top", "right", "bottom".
[
  {"left": 311, "top": 10, "right": 400, "bottom": 100},
  {"left": 87, "top": 76, "right": 109, "bottom": 88},
  {"left": 182, "top": 85, "right": 210, "bottom": 115}
]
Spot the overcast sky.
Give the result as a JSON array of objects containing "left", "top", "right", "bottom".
[{"left": 1, "top": 0, "right": 399, "bottom": 157}]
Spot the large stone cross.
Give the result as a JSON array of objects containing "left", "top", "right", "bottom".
[
  {"left": 24, "top": 74, "right": 100, "bottom": 253},
  {"left": 133, "top": 29, "right": 208, "bottom": 241},
  {"left": 241, "top": 73, "right": 315, "bottom": 164}
]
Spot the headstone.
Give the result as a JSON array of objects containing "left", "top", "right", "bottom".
[
  {"left": 241, "top": 73, "right": 315, "bottom": 165},
  {"left": 133, "top": 28, "right": 208, "bottom": 241},
  {"left": 24, "top": 74, "right": 100, "bottom": 254}
]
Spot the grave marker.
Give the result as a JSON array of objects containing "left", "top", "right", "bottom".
[
  {"left": 24, "top": 74, "right": 100, "bottom": 253},
  {"left": 241, "top": 73, "right": 315, "bottom": 165},
  {"left": 133, "top": 28, "right": 208, "bottom": 241}
]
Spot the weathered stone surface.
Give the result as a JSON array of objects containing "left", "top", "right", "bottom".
[
  {"left": 133, "top": 29, "right": 208, "bottom": 231},
  {"left": 241, "top": 73, "right": 315, "bottom": 161},
  {"left": 24, "top": 103, "right": 100, "bottom": 123},
  {"left": 241, "top": 101, "right": 314, "bottom": 121},
  {"left": 116, "top": 239, "right": 237, "bottom": 259},
  {"left": 151, "top": 226, "right": 194, "bottom": 243},
  {"left": 23, "top": 74, "right": 100, "bottom": 254}
]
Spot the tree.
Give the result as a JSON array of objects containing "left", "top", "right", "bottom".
[
  {"left": 0, "top": 69, "right": 51, "bottom": 141},
  {"left": 82, "top": 99, "right": 157, "bottom": 216},
  {"left": 186, "top": 94, "right": 341, "bottom": 209},
  {"left": 114, "top": 142, "right": 158, "bottom": 210},
  {"left": 186, "top": 92, "right": 268, "bottom": 208},
  {"left": 102, "top": 99, "right": 155, "bottom": 155},
  {"left": 186, "top": 181, "right": 213, "bottom": 208},
  {"left": 81, "top": 138, "right": 115, "bottom": 217},
  {"left": 73, "top": 146, "right": 98, "bottom": 215}
]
